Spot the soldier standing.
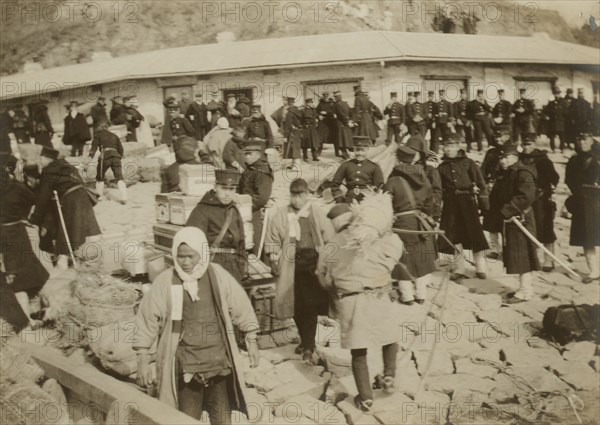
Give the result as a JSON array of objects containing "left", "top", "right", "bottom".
[
  {"left": 63, "top": 101, "right": 90, "bottom": 157},
  {"left": 438, "top": 134, "right": 489, "bottom": 279},
  {"left": 244, "top": 105, "right": 274, "bottom": 149},
  {"left": 90, "top": 96, "right": 109, "bottom": 135},
  {"left": 179, "top": 91, "right": 192, "bottom": 119},
  {"left": 568, "top": 88, "right": 593, "bottom": 140},
  {"left": 185, "top": 93, "right": 209, "bottom": 141},
  {"left": 520, "top": 134, "right": 559, "bottom": 271},
  {"left": 301, "top": 99, "right": 321, "bottom": 162},
  {"left": 123, "top": 96, "right": 143, "bottom": 142},
  {"left": 488, "top": 145, "right": 540, "bottom": 303},
  {"left": 284, "top": 97, "right": 303, "bottom": 168},
  {"left": 239, "top": 140, "right": 273, "bottom": 255},
  {"left": 333, "top": 91, "right": 353, "bottom": 160},
  {"left": 316, "top": 92, "right": 337, "bottom": 152},
  {"left": 331, "top": 136, "right": 384, "bottom": 204},
  {"left": 424, "top": 91, "right": 437, "bottom": 146},
  {"left": 563, "top": 88, "right": 577, "bottom": 148},
  {"left": 406, "top": 91, "right": 426, "bottom": 137},
  {"left": 166, "top": 99, "right": 195, "bottom": 149},
  {"left": 470, "top": 89, "right": 494, "bottom": 151},
  {"left": 32, "top": 102, "right": 54, "bottom": 148},
  {"left": 433, "top": 89, "right": 453, "bottom": 153},
  {"left": 511, "top": 88, "right": 535, "bottom": 143},
  {"left": 492, "top": 89, "right": 512, "bottom": 135},
  {"left": 542, "top": 89, "right": 567, "bottom": 152},
  {"left": 565, "top": 133, "right": 600, "bottom": 284},
  {"left": 454, "top": 89, "right": 474, "bottom": 152},
  {"left": 383, "top": 92, "right": 404, "bottom": 146},
  {"left": 110, "top": 96, "right": 128, "bottom": 125},
  {"left": 87, "top": 122, "right": 127, "bottom": 204},
  {"left": 186, "top": 169, "right": 248, "bottom": 283},
  {"left": 354, "top": 90, "right": 380, "bottom": 144}
]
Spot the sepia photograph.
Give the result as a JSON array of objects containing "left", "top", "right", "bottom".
[{"left": 0, "top": 1, "right": 599, "bottom": 424}]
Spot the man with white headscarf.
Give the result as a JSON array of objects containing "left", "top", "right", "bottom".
[{"left": 134, "top": 227, "right": 260, "bottom": 424}]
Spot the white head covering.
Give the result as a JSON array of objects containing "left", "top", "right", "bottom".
[
  {"left": 172, "top": 227, "right": 210, "bottom": 302},
  {"left": 217, "top": 117, "right": 229, "bottom": 129}
]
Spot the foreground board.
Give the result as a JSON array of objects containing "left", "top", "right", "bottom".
[{"left": 11, "top": 342, "right": 203, "bottom": 425}]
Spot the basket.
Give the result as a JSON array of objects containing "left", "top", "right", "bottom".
[
  {"left": 0, "top": 348, "right": 45, "bottom": 384},
  {"left": 2, "top": 380, "right": 70, "bottom": 425}
]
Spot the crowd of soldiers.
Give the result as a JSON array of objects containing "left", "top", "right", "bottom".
[{"left": 0, "top": 83, "right": 599, "bottom": 418}]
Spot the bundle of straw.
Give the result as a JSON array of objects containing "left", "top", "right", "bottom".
[{"left": 345, "top": 190, "right": 395, "bottom": 255}]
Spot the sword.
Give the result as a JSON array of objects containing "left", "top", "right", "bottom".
[
  {"left": 53, "top": 190, "right": 77, "bottom": 267},
  {"left": 508, "top": 216, "right": 581, "bottom": 280}
]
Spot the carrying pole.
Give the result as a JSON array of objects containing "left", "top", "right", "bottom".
[
  {"left": 257, "top": 207, "right": 270, "bottom": 260},
  {"left": 53, "top": 190, "right": 77, "bottom": 267}
]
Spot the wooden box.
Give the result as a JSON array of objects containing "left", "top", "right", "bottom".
[
  {"left": 248, "top": 284, "right": 290, "bottom": 334},
  {"left": 152, "top": 223, "right": 182, "bottom": 253},
  {"left": 155, "top": 193, "right": 171, "bottom": 223},
  {"left": 179, "top": 164, "right": 215, "bottom": 196},
  {"left": 169, "top": 194, "right": 201, "bottom": 225}
]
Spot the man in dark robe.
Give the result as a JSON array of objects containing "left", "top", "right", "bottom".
[{"left": 63, "top": 101, "right": 91, "bottom": 157}]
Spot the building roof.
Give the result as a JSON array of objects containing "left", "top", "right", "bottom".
[{"left": 1, "top": 31, "right": 598, "bottom": 100}]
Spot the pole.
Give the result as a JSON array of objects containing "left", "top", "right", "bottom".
[
  {"left": 257, "top": 207, "right": 270, "bottom": 260},
  {"left": 509, "top": 216, "right": 581, "bottom": 280},
  {"left": 53, "top": 190, "right": 77, "bottom": 267}
]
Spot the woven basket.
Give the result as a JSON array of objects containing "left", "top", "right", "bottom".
[
  {"left": 0, "top": 348, "right": 45, "bottom": 384},
  {"left": 2, "top": 380, "right": 70, "bottom": 425}
]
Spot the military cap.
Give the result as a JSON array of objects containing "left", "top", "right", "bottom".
[
  {"left": 396, "top": 145, "right": 418, "bottom": 163},
  {"left": 195, "top": 93, "right": 203, "bottom": 98},
  {"left": 242, "top": 139, "right": 264, "bottom": 152},
  {"left": 413, "top": 91, "right": 421, "bottom": 96},
  {"left": 64, "top": 100, "right": 82, "bottom": 109},
  {"left": 215, "top": 169, "right": 241, "bottom": 187},
  {"left": 578, "top": 132, "right": 593, "bottom": 139},
  {"left": 443, "top": 133, "right": 460, "bottom": 145},
  {"left": 519, "top": 88, "right": 526, "bottom": 93},
  {"left": 439, "top": 89, "right": 445, "bottom": 95},
  {"left": 494, "top": 127, "right": 511, "bottom": 137},
  {"left": 476, "top": 89, "right": 484, "bottom": 95},
  {"left": 497, "top": 89, "right": 504, "bottom": 94},
  {"left": 286, "top": 96, "right": 296, "bottom": 103},
  {"left": 406, "top": 134, "right": 427, "bottom": 154},
  {"left": 111, "top": 95, "right": 122, "bottom": 101},
  {"left": 166, "top": 99, "right": 180, "bottom": 109},
  {"left": 97, "top": 96, "right": 106, "bottom": 101},
  {"left": 352, "top": 136, "right": 371, "bottom": 148},
  {"left": 23, "top": 163, "right": 40, "bottom": 179},
  {"left": 427, "top": 91, "right": 435, "bottom": 96},
  {"left": 327, "top": 203, "right": 351, "bottom": 220},
  {"left": 322, "top": 91, "right": 330, "bottom": 97},
  {"left": 522, "top": 133, "right": 537, "bottom": 144},
  {"left": 41, "top": 146, "right": 59, "bottom": 160},
  {"left": 390, "top": 92, "right": 398, "bottom": 98},
  {"left": 305, "top": 98, "right": 314, "bottom": 104},
  {"left": 250, "top": 104, "right": 261, "bottom": 111},
  {"left": 407, "top": 91, "right": 414, "bottom": 97},
  {"left": 333, "top": 91, "right": 342, "bottom": 96},
  {"left": 353, "top": 85, "right": 361, "bottom": 91},
  {"left": 123, "top": 95, "right": 136, "bottom": 102},
  {"left": 362, "top": 91, "right": 369, "bottom": 95},
  {"left": 227, "top": 93, "right": 237, "bottom": 99},
  {"left": 553, "top": 88, "right": 562, "bottom": 94},
  {"left": 500, "top": 144, "right": 519, "bottom": 157},
  {"left": 459, "top": 88, "right": 466, "bottom": 94},
  {"left": 566, "top": 88, "right": 574, "bottom": 94}
]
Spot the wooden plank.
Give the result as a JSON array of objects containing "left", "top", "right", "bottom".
[{"left": 12, "top": 342, "right": 203, "bottom": 425}]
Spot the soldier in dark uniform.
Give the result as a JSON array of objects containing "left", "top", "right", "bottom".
[
  {"left": 185, "top": 93, "right": 209, "bottom": 141},
  {"left": 433, "top": 89, "right": 453, "bottom": 153},
  {"left": 239, "top": 140, "right": 273, "bottom": 255},
  {"left": 481, "top": 127, "right": 512, "bottom": 258},
  {"left": 331, "top": 136, "right": 384, "bottom": 204},
  {"left": 12, "top": 108, "right": 32, "bottom": 144},
  {"left": 438, "top": 133, "right": 489, "bottom": 279},
  {"left": 301, "top": 99, "right": 321, "bottom": 161},
  {"left": 520, "top": 134, "right": 559, "bottom": 272},
  {"left": 383, "top": 92, "right": 404, "bottom": 146},
  {"left": 565, "top": 133, "right": 600, "bottom": 283},
  {"left": 568, "top": 88, "right": 593, "bottom": 143},
  {"left": 87, "top": 122, "right": 127, "bottom": 204},
  {"left": 511, "top": 88, "right": 535, "bottom": 143},
  {"left": 563, "top": 88, "right": 577, "bottom": 148},
  {"left": 90, "top": 96, "right": 109, "bottom": 135},
  {"left": 405, "top": 135, "right": 442, "bottom": 220},
  {"left": 32, "top": 102, "right": 54, "bottom": 148},
  {"left": 424, "top": 91, "right": 437, "bottom": 147},
  {"left": 316, "top": 92, "right": 337, "bottom": 152},
  {"left": 469, "top": 89, "right": 494, "bottom": 151},
  {"left": 542, "top": 88, "right": 567, "bottom": 152},
  {"left": 29, "top": 147, "right": 101, "bottom": 270},
  {"left": 492, "top": 89, "right": 512, "bottom": 135},
  {"left": 454, "top": 89, "right": 474, "bottom": 152},
  {"left": 179, "top": 92, "right": 192, "bottom": 120},
  {"left": 406, "top": 91, "right": 426, "bottom": 137},
  {"left": 123, "top": 96, "right": 143, "bottom": 142},
  {"left": 186, "top": 168, "right": 247, "bottom": 283},
  {"left": 0, "top": 108, "right": 16, "bottom": 155},
  {"left": 284, "top": 97, "right": 303, "bottom": 167},
  {"left": 109, "top": 96, "right": 128, "bottom": 126},
  {"left": 488, "top": 145, "right": 540, "bottom": 303},
  {"left": 167, "top": 99, "right": 195, "bottom": 149},
  {"left": 237, "top": 96, "right": 252, "bottom": 119},
  {"left": 333, "top": 91, "right": 352, "bottom": 160},
  {"left": 354, "top": 91, "right": 380, "bottom": 144},
  {"left": 244, "top": 105, "right": 274, "bottom": 149},
  {"left": 63, "top": 101, "right": 91, "bottom": 157}
]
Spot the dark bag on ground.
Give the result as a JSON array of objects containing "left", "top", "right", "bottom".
[{"left": 542, "top": 304, "right": 600, "bottom": 345}]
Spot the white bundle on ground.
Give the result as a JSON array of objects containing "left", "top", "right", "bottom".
[
  {"left": 137, "top": 157, "right": 164, "bottom": 182},
  {"left": 87, "top": 320, "right": 140, "bottom": 376}
]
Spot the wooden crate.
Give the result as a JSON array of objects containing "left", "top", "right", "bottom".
[
  {"left": 152, "top": 223, "right": 182, "bottom": 252},
  {"left": 179, "top": 164, "right": 215, "bottom": 196},
  {"left": 248, "top": 284, "right": 290, "bottom": 334},
  {"left": 155, "top": 193, "right": 171, "bottom": 223},
  {"left": 168, "top": 195, "right": 201, "bottom": 225}
]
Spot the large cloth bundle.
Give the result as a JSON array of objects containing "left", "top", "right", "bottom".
[
  {"left": 366, "top": 141, "right": 399, "bottom": 180},
  {"left": 345, "top": 190, "right": 395, "bottom": 256},
  {"left": 88, "top": 320, "right": 141, "bottom": 376}
]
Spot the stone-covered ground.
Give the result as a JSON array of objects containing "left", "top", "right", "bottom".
[{"left": 67, "top": 145, "right": 600, "bottom": 424}]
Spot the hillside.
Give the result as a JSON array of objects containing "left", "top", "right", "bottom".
[{"left": 1, "top": 0, "right": 598, "bottom": 76}]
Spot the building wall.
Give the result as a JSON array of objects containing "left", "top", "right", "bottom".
[{"left": 18, "top": 61, "right": 598, "bottom": 133}]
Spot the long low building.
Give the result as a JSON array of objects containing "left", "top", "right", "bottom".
[{"left": 1, "top": 30, "right": 598, "bottom": 129}]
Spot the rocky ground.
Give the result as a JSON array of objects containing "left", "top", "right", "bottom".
[
  {"left": 77, "top": 141, "right": 598, "bottom": 425},
  {"left": 21, "top": 140, "right": 599, "bottom": 424}
]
